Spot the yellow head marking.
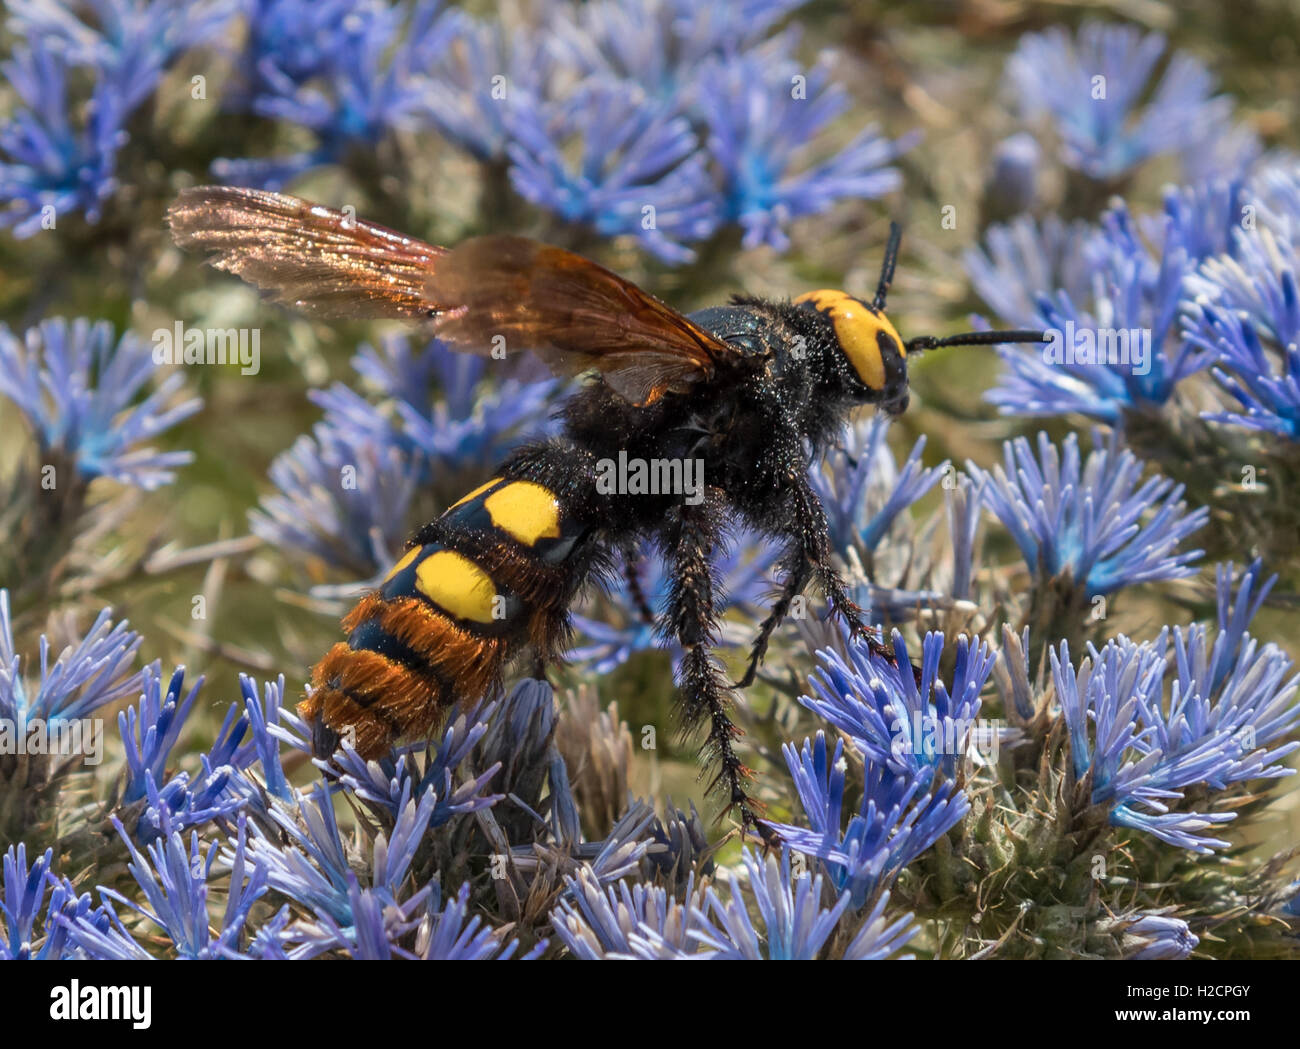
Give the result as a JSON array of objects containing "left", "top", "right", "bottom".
[
  {"left": 447, "top": 476, "right": 503, "bottom": 512},
  {"left": 383, "top": 545, "right": 422, "bottom": 583},
  {"left": 794, "top": 289, "right": 905, "bottom": 391},
  {"left": 484, "top": 481, "right": 562, "bottom": 546},
  {"left": 415, "top": 550, "right": 498, "bottom": 623}
]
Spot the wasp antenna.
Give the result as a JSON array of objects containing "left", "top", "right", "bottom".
[
  {"left": 906, "top": 328, "right": 1050, "bottom": 354},
  {"left": 873, "top": 222, "right": 903, "bottom": 311}
]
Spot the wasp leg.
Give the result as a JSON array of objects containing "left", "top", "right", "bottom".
[
  {"left": 734, "top": 556, "right": 811, "bottom": 689},
  {"left": 659, "top": 495, "right": 772, "bottom": 839},
  {"left": 788, "top": 476, "right": 899, "bottom": 665},
  {"left": 622, "top": 542, "right": 656, "bottom": 626}
]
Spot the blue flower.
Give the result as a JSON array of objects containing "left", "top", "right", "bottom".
[
  {"left": 1189, "top": 226, "right": 1299, "bottom": 353},
  {"left": 62, "top": 811, "right": 267, "bottom": 959},
  {"left": 9, "top": 0, "right": 240, "bottom": 110},
  {"left": 507, "top": 80, "right": 723, "bottom": 263},
  {"left": 229, "top": 0, "right": 391, "bottom": 105},
  {"left": 694, "top": 50, "right": 916, "bottom": 252},
  {"left": 1, "top": 843, "right": 54, "bottom": 960},
  {"left": 1005, "top": 22, "right": 1254, "bottom": 182},
  {"left": 981, "top": 196, "right": 1217, "bottom": 421},
  {"left": 1193, "top": 308, "right": 1300, "bottom": 440},
  {"left": 231, "top": 673, "right": 292, "bottom": 802},
  {"left": 250, "top": 414, "right": 424, "bottom": 582},
  {"left": 32, "top": 877, "right": 108, "bottom": 960},
  {"left": 216, "top": 0, "right": 453, "bottom": 187},
  {"left": 291, "top": 875, "right": 430, "bottom": 959},
  {"left": 118, "top": 665, "right": 252, "bottom": 839},
  {"left": 322, "top": 698, "right": 504, "bottom": 827},
  {"left": 692, "top": 848, "right": 850, "bottom": 960},
  {"left": 1113, "top": 911, "right": 1199, "bottom": 960},
  {"left": 419, "top": 6, "right": 558, "bottom": 163},
  {"left": 551, "top": 867, "right": 708, "bottom": 959},
  {"left": 0, "top": 42, "right": 130, "bottom": 237},
  {"left": 242, "top": 782, "right": 440, "bottom": 954},
  {"left": 1185, "top": 224, "right": 1300, "bottom": 439},
  {"left": 946, "top": 475, "right": 984, "bottom": 601},
  {"left": 766, "top": 731, "right": 969, "bottom": 908},
  {"left": 967, "top": 429, "right": 1208, "bottom": 597},
  {"left": 380, "top": 336, "right": 558, "bottom": 481},
  {"left": 1210, "top": 559, "right": 1276, "bottom": 691},
  {"left": 416, "top": 881, "right": 543, "bottom": 960},
  {"left": 800, "top": 630, "right": 994, "bottom": 782},
  {"left": 0, "top": 318, "right": 201, "bottom": 489},
  {"left": 0, "top": 590, "right": 143, "bottom": 725},
  {"left": 1051, "top": 618, "right": 1300, "bottom": 853},
  {"left": 1254, "top": 158, "right": 1300, "bottom": 232},
  {"left": 118, "top": 665, "right": 205, "bottom": 808},
  {"left": 964, "top": 213, "right": 1102, "bottom": 330},
  {"left": 557, "top": 0, "right": 809, "bottom": 99},
  {"left": 810, "top": 415, "right": 948, "bottom": 559},
  {"left": 841, "top": 890, "right": 917, "bottom": 960}
]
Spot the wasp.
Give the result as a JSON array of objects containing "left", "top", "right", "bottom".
[{"left": 168, "top": 186, "right": 1045, "bottom": 831}]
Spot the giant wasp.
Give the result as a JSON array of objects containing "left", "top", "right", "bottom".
[{"left": 169, "top": 186, "right": 1045, "bottom": 830}]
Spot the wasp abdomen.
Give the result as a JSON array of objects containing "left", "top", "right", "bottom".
[{"left": 301, "top": 471, "right": 591, "bottom": 759}]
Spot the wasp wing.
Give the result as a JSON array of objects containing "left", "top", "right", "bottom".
[
  {"left": 167, "top": 186, "right": 447, "bottom": 319},
  {"left": 168, "top": 187, "right": 740, "bottom": 405},
  {"left": 423, "top": 234, "right": 739, "bottom": 404}
]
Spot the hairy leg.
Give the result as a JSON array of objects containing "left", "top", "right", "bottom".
[{"left": 659, "top": 493, "right": 773, "bottom": 839}]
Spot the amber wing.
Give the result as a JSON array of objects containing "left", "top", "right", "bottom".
[
  {"left": 423, "top": 235, "right": 737, "bottom": 404},
  {"left": 167, "top": 186, "right": 446, "bottom": 319},
  {"left": 168, "top": 187, "right": 741, "bottom": 405}
]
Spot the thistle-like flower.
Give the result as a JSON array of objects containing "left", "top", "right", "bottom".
[
  {"left": 415, "top": 881, "right": 543, "bottom": 960},
  {"left": 800, "top": 630, "right": 994, "bottom": 782},
  {"left": 507, "top": 80, "right": 722, "bottom": 263},
  {"left": 1005, "top": 22, "right": 1253, "bottom": 182},
  {"left": 766, "top": 731, "right": 969, "bottom": 907},
  {"left": 981, "top": 198, "right": 1215, "bottom": 421},
  {"left": 694, "top": 50, "right": 916, "bottom": 252},
  {"left": 0, "top": 42, "right": 128, "bottom": 237},
  {"left": 551, "top": 867, "right": 708, "bottom": 960},
  {"left": 967, "top": 429, "right": 1208, "bottom": 597},
  {"left": 1051, "top": 602, "right": 1300, "bottom": 853},
  {"left": 1100, "top": 910, "right": 1199, "bottom": 960},
  {"left": 215, "top": 0, "right": 452, "bottom": 186},
  {"left": 0, "top": 318, "right": 200, "bottom": 489},
  {"left": 60, "top": 811, "right": 266, "bottom": 959},
  {"left": 1, "top": 843, "right": 54, "bottom": 960},
  {"left": 0, "top": 591, "right": 143, "bottom": 727},
  {"left": 964, "top": 213, "right": 1102, "bottom": 330}
]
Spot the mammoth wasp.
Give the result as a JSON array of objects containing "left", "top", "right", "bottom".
[{"left": 169, "top": 186, "right": 1045, "bottom": 832}]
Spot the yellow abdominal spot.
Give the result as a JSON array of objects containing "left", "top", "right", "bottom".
[
  {"left": 794, "top": 289, "right": 904, "bottom": 391},
  {"left": 383, "top": 545, "right": 422, "bottom": 582},
  {"left": 415, "top": 551, "right": 498, "bottom": 623},
  {"left": 447, "top": 476, "right": 503, "bottom": 512},
  {"left": 484, "top": 481, "right": 562, "bottom": 546}
]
